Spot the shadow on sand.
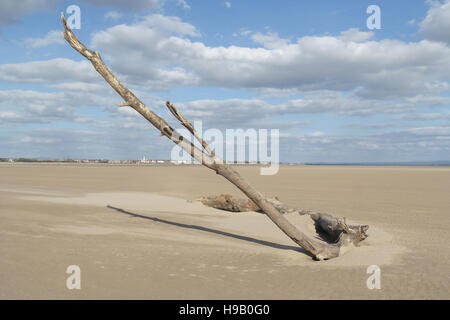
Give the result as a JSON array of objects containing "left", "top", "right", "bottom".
[{"left": 106, "top": 205, "right": 308, "bottom": 255}]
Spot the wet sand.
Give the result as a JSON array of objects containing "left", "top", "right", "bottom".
[{"left": 0, "top": 163, "right": 448, "bottom": 299}]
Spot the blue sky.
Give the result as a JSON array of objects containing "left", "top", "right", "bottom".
[{"left": 0, "top": 0, "right": 449, "bottom": 162}]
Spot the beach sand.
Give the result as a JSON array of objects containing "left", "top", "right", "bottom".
[{"left": 0, "top": 164, "right": 448, "bottom": 299}]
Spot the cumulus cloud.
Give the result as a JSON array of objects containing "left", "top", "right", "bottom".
[
  {"left": 0, "top": 58, "right": 99, "bottom": 83},
  {"left": 399, "top": 112, "right": 450, "bottom": 121},
  {"left": 2, "top": 10, "right": 449, "bottom": 162},
  {"left": 48, "top": 82, "right": 111, "bottom": 93},
  {"left": 339, "top": 28, "right": 374, "bottom": 42},
  {"left": 419, "top": 0, "right": 450, "bottom": 44},
  {"left": 0, "top": 89, "right": 117, "bottom": 125},
  {"left": 0, "top": 90, "right": 75, "bottom": 125},
  {"left": 89, "top": 14, "right": 450, "bottom": 98},
  {"left": 104, "top": 11, "right": 121, "bottom": 20},
  {"left": 281, "top": 125, "right": 450, "bottom": 163},
  {"left": 21, "top": 136, "right": 60, "bottom": 144},
  {"left": 278, "top": 92, "right": 415, "bottom": 116},
  {"left": 0, "top": 0, "right": 58, "bottom": 26},
  {"left": 172, "top": 98, "right": 275, "bottom": 128},
  {"left": 1, "top": 123, "right": 174, "bottom": 160},
  {"left": 4, "top": 121, "right": 448, "bottom": 162},
  {"left": 167, "top": 91, "right": 448, "bottom": 131},
  {"left": 345, "top": 122, "right": 398, "bottom": 129},
  {"left": 90, "top": 14, "right": 201, "bottom": 89},
  {"left": 24, "top": 30, "right": 64, "bottom": 49},
  {"left": 177, "top": 0, "right": 190, "bottom": 10},
  {"left": 1, "top": 88, "right": 448, "bottom": 162},
  {"left": 251, "top": 31, "right": 290, "bottom": 49}
]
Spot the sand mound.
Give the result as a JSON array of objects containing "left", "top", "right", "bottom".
[{"left": 21, "top": 191, "right": 405, "bottom": 267}]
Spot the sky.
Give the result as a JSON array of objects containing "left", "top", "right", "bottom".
[{"left": 0, "top": 0, "right": 449, "bottom": 163}]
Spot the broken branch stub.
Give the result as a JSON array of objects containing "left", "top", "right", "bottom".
[{"left": 61, "top": 13, "right": 368, "bottom": 260}]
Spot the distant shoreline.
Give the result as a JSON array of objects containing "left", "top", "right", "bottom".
[
  {"left": 1, "top": 162, "right": 449, "bottom": 167},
  {"left": 303, "top": 162, "right": 450, "bottom": 166},
  {"left": 1, "top": 157, "right": 450, "bottom": 167}
]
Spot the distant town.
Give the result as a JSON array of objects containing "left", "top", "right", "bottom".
[
  {"left": 1, "top": 157, "right": 449, "bottom": 166},
  {"left": 0, "top": 156, "right": 273, "bottom": 165},
  {"left": 0, "top": 157, "right": 194, "bottom": 165}
]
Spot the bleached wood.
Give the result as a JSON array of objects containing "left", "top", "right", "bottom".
[{"left": 61, "top": 13, "right": 370, "bottom": 260}]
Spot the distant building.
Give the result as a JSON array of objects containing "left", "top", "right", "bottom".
[{"left": 140, "top": 156, "right": 151, "bottom": 164}]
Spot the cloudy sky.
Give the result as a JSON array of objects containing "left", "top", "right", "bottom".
[{"left": 0, "top": 0, "right": 449, "bottom": 163}]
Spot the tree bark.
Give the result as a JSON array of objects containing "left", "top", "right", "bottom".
[{"left": 60, "top": 13, "right": 367, "bottom": 260}]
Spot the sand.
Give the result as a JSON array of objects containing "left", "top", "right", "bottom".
[{"left": 0, "top": 163, "right": 448, "bottom": 299}]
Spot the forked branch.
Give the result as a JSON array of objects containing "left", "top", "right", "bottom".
[{"left": 166, "top": 101, "right": 214, "bottom": 156}]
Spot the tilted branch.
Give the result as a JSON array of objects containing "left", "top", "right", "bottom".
[
  {"left": 165, "top": 101, "right": 214, "bottom": 156},
  {"left": 60, "top": 13, "right": 357, "bottom": 260}
]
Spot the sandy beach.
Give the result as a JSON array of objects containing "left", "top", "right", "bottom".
[{"left": 0, "top": 163, "right": 448, "bottom": 299}]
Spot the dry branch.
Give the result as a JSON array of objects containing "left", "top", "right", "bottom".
[
  {"left": 166, "top": 101, "right": 214, "bottom": 156},
  {"left": 61, "top": 13, "right": 368, "bottom": 260}
]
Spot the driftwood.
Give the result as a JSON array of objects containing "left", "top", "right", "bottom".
[
  {"left": 60, "top": 13, "right": 369, "bottom": 260},
  {"left": 199, "top": 194, "right": 369, "bottom": 247},
  {"left": 310, "top": 213, "right": 369, "bottom": 246},
  {"left": 199, "top": 194, "right": 261, "bottom": 212},
  {"left": 199, "top": 194, "right": 290, "bottom": 214}
]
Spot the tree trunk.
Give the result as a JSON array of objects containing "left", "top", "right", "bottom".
[{"left": 60, "top": 13, "right": 368, "bottom": 260}]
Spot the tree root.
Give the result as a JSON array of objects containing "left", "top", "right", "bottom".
[{"left": 199, "top": 194, "right": 369, "bottom": 248}]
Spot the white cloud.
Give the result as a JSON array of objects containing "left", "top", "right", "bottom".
[
  {"left": 0, "top": 89, "right": 117, "bottom": 126},
  {"left": 279, "top": 91, "right": 415, "bottom": 116},
  {"left": 239, "top": 29, "right": 252, "bottom": 36},
  {"left": 1, "top": 88, "right": 448, "bottom": 162},
  {"left": 399, "top": 126, "right": 450, "bottom": 136},
  {"left": 339, "top": 28, "right": 374, "bottom": 42},
  {"left": 419, "top": 0, "right": 450, "bottom": 44},
  {"left": 0, "top": 0, "right": 58, "bottom": 26},
  {"left": 89, "top": 15, "right": 450, "bottom": 98},
  {"left": 104, "top": 11, "right": 122, "bottom": 20},
  {"left": 48, "top": 82, "right": 110, "bottom": 93},
  {"left": 0, "top": 58, "right": 99, "bottom": 83},
  {"left": 0, "top": 90, "right": 74, "bottom": 124},
  {"left": 345, "top": 122, "right": 398, "bottom": 129},
  {"left": 399, "top": 113, "right": 450, "bottom": 121},
  {"left": 140, "top": 14, "right": 199, "bottom": 36},
  {"left": 177, "top": 0, "right": 191, "bottom": 10},
  {"left": 251, "top": 31, "right": 290, "bottom": 49},
  {"left": 2, "top": 6, "right": 448, "bottom": 162},
  {"left": 21, "top": 136, "right": 60, "bottom": 144},
  {"left": 164, "top": 98, "right": 273, "bottom": 130},
  {"left": 166, "top": 91, "right": 448, "bottom": 131},
  {"left": 24, "top": 30, "right": 64, "bottom": 49},
  {"left": 282, "top": 125, "right": 450, "bottom": 163},
  {"left": 225, "top": 2, "right": 231, "bottom": 8},
  {"left": 5, "top": 122, "right": 447, "bottom": 162}
]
